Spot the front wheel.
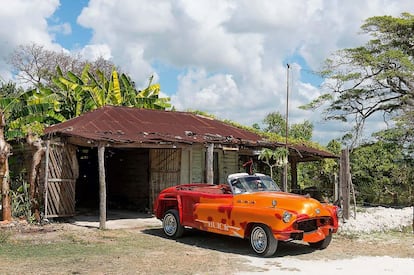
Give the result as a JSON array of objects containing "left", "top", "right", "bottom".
[
  {"left": 162, "top": 209, "right": 184, "bottom": 238},
  {"left": 250, "top": 224, "right": 278, "bottom": 257},
  {"left": 309, "top": 231, "right": 332, "bottom": 249}
]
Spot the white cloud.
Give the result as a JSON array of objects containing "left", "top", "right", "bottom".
[
  {"left": 78, "top": 44, "right": 112, "bottom": 61},
  {"left": 0, "top": 0, "right": 59, "bottom": 49},
  {"left": 48, "top": 22, "right": 72, "bottom": 36},
  {"left": 0, "top": 0, "right": 61, "bottom": 82}
]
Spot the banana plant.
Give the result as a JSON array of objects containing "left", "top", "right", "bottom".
[
  {"left": 52, "top": 65, "right": 91, "bottom": 119},
  {"left": 85, "top": 69, "right": 123, "bottom": 108},
  {"left": 0, "top": 86, "right": 64, "bottom": 140},
  {"left": 258, "top": 147, "right": 289, "bottom": 179},
  {"left": 55, "top": 65, "right": 127, "bottom": 112},
  {"left": 54, "top": 64, "right": 171, "bottom": 113},
  {"left": 1, "top": 81, "right": 64, "bottom": 221},
  {"left": 135, "top": 75, "right": 171, "bottom": 110}
]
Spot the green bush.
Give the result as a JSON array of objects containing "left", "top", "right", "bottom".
[{"left": 10, "top": 176, "right": 35, "bottom": 223}]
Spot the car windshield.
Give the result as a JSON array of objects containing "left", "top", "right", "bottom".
[{"left": 229, "top": 175, "right": 281, "bottom": 194}]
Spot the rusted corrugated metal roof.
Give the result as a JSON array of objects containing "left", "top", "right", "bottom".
[
  {"left": 44, "top": 105, "right": 267, "bottom": 145},
  {"left": 290, "top": 144, "right": 338, "bottom": 160},
  {"left": 43, "top": 105, "right": 338, "bottom": 160}
]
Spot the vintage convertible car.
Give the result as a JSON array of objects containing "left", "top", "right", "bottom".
[{"left": 154, "top": 173, "right": 341, "bottom": 257}]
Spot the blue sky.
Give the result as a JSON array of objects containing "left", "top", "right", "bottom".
[
  {"left": 1, "top": 0, "right": 413, "bottom": 145},
  {"left": 49, "top": 0, "right": 91, "bottom": 50}
]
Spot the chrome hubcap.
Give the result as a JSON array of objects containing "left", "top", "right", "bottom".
[
  {"left": 163, "top": 213, "right": 177, "bottom": 236},
  {"left": 251, "top": 227, "right": 267, "bottom": 253}
]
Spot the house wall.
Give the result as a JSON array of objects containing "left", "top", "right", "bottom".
[
  {"left": 180, "top": 147, "right": 192, "bottom": 184},
  {"left": 185, "top": 145, "right": 240, "bottom": 184},
  {"left": 221, "top": 150, "right": 239, "bottom": 182},
  {"left": 191, "top": 146, "right": 205, "bottom": 183}
]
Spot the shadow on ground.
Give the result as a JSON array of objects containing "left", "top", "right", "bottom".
[
  {"left": 142, "top": 227, "right": 318, "bottom": 258},
  {"left": 62, "top": 209, "right": 321, "bottom": 257},
  {"left": 61, "top": 209, "right": 162, "bottom": 229}
]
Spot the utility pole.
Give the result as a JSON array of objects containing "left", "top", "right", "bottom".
[{"left": 283, "top": 64, "right": 290, "bottom": 192}]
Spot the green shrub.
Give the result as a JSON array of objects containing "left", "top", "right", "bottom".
[{"left": 10, "top": 177, "right": 35, "bottom": 223}]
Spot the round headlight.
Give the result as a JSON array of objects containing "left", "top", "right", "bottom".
[{"left": 282, "top": 211, "right": 292, "bottom": 223}]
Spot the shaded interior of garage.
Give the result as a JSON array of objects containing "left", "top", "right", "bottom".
[{"left": 75, "top": 147, "right": 150, "bottom": 212}]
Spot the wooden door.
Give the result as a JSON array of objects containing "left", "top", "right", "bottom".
[
  {"left": 149, "top": 148, "right": 181, "bottom": 210},
  {"left": 44, "top": 141, "right": 78, "bottom": 218}
]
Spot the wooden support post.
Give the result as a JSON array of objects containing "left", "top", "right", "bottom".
[
  {"left": 291, "top": 160, "right": 298, "bottom": 193},
  {"left": 206, "top": 143, "right": 214, "bottom": 184},
  {"left": 340, "top": 149, "right": 350, "bottom": 219},
  {"left": 98, "top": 143, "right": 106, "bottom": 230},
  {"left": 282, "top": 164, "right": 288, "bottom": 192},
  {"left": 334, "top": 173, "right": 339, "bottom": 202}
]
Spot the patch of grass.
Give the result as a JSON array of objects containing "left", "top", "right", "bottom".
[
  {"left": 0, "top": 240, "right": 106, "bottom": 259},
  {"left": 62, "top": 232, "right": 92, "bottom": 245},
  {"left": 0, "top": 230, "right": 11, "bottom": 244},
  {"left": 0, "top": 227, "right": 245, "bottom": 274}
]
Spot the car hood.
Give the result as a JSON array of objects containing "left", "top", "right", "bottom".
[{"left": 235, "top": 192, "right": 330, "bottom": 217}]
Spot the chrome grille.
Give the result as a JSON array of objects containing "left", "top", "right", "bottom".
[{"left": 296, "top": 219, "right": 317, "bottom": 232}]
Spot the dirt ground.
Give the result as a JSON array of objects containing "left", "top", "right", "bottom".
[{"left": 1, "top": 216, "right": 413, "bottom": 274}]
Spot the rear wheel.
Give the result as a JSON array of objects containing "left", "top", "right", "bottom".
[
  {"left": 309, "top": 231, "right": 332, "bottom": 249},
  {"left": 162, "top": 209, "right": 184, "bottom": 238},
  {"left": 250, "top": 224, "right": 278, "bottom": 257}
]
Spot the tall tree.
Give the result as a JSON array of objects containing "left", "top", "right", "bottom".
[
  {"left": 350, "top": 138, "right": 412, "bottom": 206},
  {"left": 262, "top": 111, "right": 313, "bottom": 141},
  {"left": 263, "top": 112, "right": 286, "bottom": 135},
  {"left": 301, "top": 13, "right": 414, "bottom": 146},
  {"left": 8, "top": 43, "right": 117, "bottom": 88},
  {"left": 0, "top": 111, "right": 11, "bottom": 221},
  {"left": 290, "top": 120, "right": 314, "bottom": 141}
]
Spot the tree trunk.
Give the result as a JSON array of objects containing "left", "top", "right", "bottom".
[
  {"left": 27, "top": 133, "right": 45, "bottom": 222},
  {"left": 0, "top": 111, "right": 11, "bottom": 221}
]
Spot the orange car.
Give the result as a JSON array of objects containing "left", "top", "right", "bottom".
[{"left": 154, "top": 173, "right": 341, "bottom": 257}]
